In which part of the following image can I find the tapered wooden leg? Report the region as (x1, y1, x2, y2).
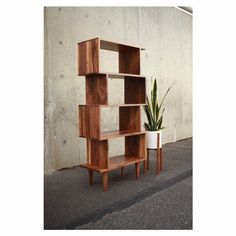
(156, 147, 161, 175)
(147, 149, 149, 170)
(102, 172, 108, 191)
(160, 148, 163, 171)
(88, 170, 93, 186)
(135, 162, 140, 179)
(156, 133, 161, 175)
(121, 167, 125, 177)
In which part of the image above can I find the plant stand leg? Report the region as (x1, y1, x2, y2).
(121, 167, 125, 177)
(160, 148, 163, 171)
(88, 170, 93, 186)
(143, 160, 146, 173)
(135, 162, 140, 179)
(147, 149, 149, 170)
(156, 133, 161, 175)
(156, 147, 161, 175)
(102, 172, 108, 191)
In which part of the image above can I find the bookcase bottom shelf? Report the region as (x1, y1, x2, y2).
(80, 155, 146, 173)
(80, 155, 146, 191)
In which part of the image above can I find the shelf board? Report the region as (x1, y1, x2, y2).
(100, 130, 145, 140)
(109, 155, 145, 170)
(80, 155, 145, 173)
(107, 72, 146, 79)
(85, 72, 146, 79)
(78, 104, 146, 107)
(100, 104, 146, 107)
(100, 39, 145, 51)
(78, 37, 145, 51)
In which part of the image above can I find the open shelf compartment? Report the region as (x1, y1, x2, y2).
(78, 38, 145, 76)
(80, 133, 146, 173)
(85, 73, 146, 105)
(80, 155, 146, 173)
(79, 104, 144, 140)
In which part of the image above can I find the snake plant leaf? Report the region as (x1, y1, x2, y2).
(157, 115, 163, 130)
(144, 105, 154, 130)
(159, 81, 174, 110)
(155, 103, 160, 125)
(146, 96, 152, 111)
(144, 122, 151, 131)
(152, 79, 157, 120)
(146, 96, 156, 128)
(143, 78, 174, 131)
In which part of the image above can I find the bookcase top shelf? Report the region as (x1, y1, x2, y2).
(78, 37, 144, 76)
(78, 37, 145, 51)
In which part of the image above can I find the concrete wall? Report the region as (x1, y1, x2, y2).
(44, 7, 192, 174)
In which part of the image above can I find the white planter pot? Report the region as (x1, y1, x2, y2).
(146, 130, 162, 149)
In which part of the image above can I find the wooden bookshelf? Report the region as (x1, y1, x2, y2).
(78, 38, 146, 191)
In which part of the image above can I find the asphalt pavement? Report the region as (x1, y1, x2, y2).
(44, 138, 192, 229)
(77, 177, 192, 229)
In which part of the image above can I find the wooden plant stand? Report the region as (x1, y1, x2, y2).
(146, 133, 163, 175)
(77, 38, 147, 191)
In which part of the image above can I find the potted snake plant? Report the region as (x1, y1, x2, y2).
(143, 78, 174, 149)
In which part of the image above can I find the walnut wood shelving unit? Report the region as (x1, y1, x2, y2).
(78, 38, 146, 191)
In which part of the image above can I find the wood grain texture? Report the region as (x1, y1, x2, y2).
(156, 148, 161, 175)
(86, 74, 108, 105)
(156, 133, 161, 175)
(86, 139, 91, 164)
(147, 149, 149, 170)
(90, 139, 108, 169)
(119, 48, 140, 74)
(119, 106, 141, 132)
(78, 38, 147, 190)
(102, 172, 108, 191)
(79, 105, 145, 140)
(79, 105, 100, 139)
(78, 38, 99, 75)
(160, 148, 163, 171)
(124, 77, 146, 104)
(125, 133, 146, 158)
